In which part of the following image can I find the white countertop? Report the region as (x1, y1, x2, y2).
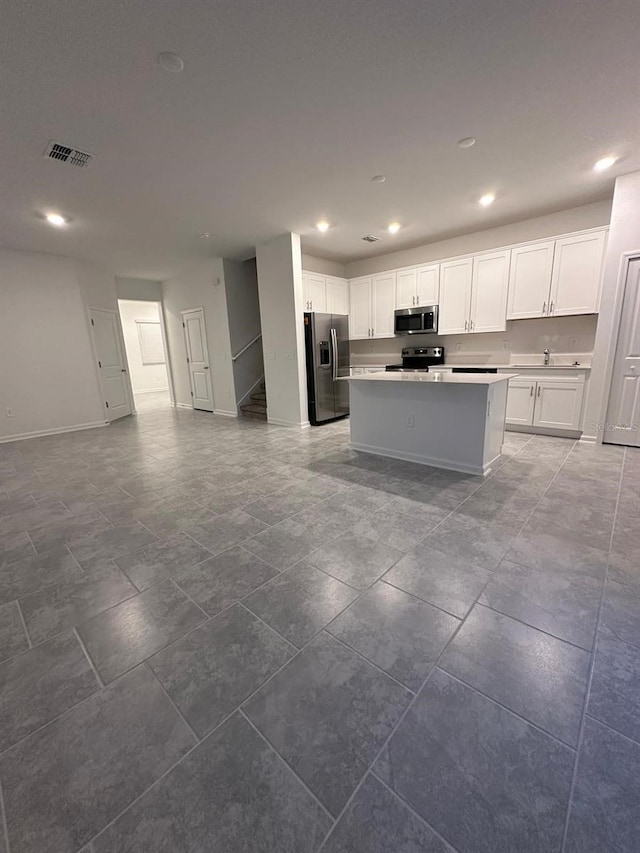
(350, 362, 590, 371)
(343, 372, 512, 386)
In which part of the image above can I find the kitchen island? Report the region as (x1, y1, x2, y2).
(343, 372, 512, 476)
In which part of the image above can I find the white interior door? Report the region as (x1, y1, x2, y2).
(605, 258, 640, 447)
(89, 308, 132, 421)
(182, 308, 214, 412)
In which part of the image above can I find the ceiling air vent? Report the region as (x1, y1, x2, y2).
(362, 234, 380, 243)
(43, 140, 93, 168)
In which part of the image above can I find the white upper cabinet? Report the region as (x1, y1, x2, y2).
(416, 265, 440, 305)
(439, 258, 473, 334)
(371, 273, 396, 338)
(470, 251, 510, 333)
(549, 231, 606, 316)
(302, 273, 326, 312)
(349, 278, 372, 339)
(325, 276, 349, 315)
(507, 241, 555, 320)
(395, 265, 440, 309)
(396, 269, 418, 309)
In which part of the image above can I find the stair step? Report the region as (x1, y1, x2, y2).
(251, 393, 267, 404)
(240, 407, 267, 421)
(240, 403, 267, 415)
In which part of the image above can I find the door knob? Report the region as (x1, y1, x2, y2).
(121, 369, 127, 373)
(204, 366, 209, 370)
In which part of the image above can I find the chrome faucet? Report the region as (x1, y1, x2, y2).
(543, 348, 550, 366)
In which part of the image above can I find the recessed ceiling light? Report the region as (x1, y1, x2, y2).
(478, 193, 495, 207)
(45, 213, 67, 227)
(388, 222, 401, 234)
(316, 220, 330, 232)
(199, 232, 210, 239)
(458, 137, 476, 148)
(157, 52, 185, 72)
(371, 175, 386, 183)
(593, 156, 617, 172)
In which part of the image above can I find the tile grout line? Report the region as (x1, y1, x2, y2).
(322, 630, 417, 696)
(144, 662, 200, 744)
(168, 578, 211, 621)
(370, 771, 463, 853)
(236, 602, 299, 654)
(0, 775, 11, 853)
(238, 709, 335, 824)
(15, 600, 32, 649)
(582, 709, 640, 748)
(559, 443, 626, 853)
(473, 599, 594, 653)
(73, 627, 105, 689)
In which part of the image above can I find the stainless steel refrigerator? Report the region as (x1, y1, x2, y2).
(304, 312, 350, 425)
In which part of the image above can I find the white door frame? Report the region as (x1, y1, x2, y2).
(593, 251, 640, 443)
(87, 306, 135, 421)
(181, 306, 214, 411)
(116, 298, 176, 410)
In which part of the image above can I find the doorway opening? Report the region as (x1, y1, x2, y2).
(118, 300, 172, 412)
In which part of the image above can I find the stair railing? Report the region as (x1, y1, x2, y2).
(232, 333, 262, 362)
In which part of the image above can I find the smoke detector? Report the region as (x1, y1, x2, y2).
(43, 141, 93, 168)
(362, 234, 381, 243)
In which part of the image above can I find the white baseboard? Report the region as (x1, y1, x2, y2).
(134, 388, 170, 395)
(213, 409, 238, 418)
(0, 420, 108, 444)
(267, 417, 311, 428)
(175, 402, 192, 409)
(350, 440, 495, 476)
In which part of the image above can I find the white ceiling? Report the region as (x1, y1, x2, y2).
(1, 0, 639, 279)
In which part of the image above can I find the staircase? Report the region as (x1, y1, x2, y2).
(239, 382, 267, 421)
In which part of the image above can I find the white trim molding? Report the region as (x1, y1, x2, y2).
(0, 420, 108, 444)
(213, 409, 238, 418)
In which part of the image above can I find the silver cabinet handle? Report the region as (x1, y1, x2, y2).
(549, 301, 554, 314)
(530, 385, 534, 396)
(470, 320, 474, 331)
(537, 385, 541, 397)
(372, 328, 374, 336)
(464, 320, 468, 331)
(542, 301, 546, 315)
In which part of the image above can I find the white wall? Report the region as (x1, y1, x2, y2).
(351, 316, 598, 366)
(345, 200, 612, 278)
(256, 233, 308, 427)
(301, 254, 347, 278)
(584, 171, 640, 441)
(0, 249, 106, 441)
(116, 277, 162, 302)
(117, 300, 168, 394)
(161, 259, 237, 415)
(223, 258, 264, 405)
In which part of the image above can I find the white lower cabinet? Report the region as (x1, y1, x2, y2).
(533, 379, 585, 430)
(505, 379, 536, 425)
(506, 374, 585, 433)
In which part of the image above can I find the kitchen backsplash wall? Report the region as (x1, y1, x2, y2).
(350, 315, 597, 366)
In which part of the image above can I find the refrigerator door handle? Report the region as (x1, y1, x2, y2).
(330, 327, 338, 382)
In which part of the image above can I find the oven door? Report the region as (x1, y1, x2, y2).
(394, 309, 426, 335)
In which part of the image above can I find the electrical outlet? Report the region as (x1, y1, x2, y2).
(455, 342, 462, 352)
(406, 414, 415, 428)
(501, 340, 510, 351)
(5, 408, 14, 418)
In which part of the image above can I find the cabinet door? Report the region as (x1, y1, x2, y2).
(371, 273, 396, 338)
(470, 250, 510, 333)
(439, 259, 473, 334)
(416, 265, 440, 305)
(549, 230, 606, 316)
(304, 274, 326, 312)
(326, 277, 349, 315)
(396, 269, 417, 309)
(505, 378, 536, 425)
(507, 242, 555, 320)
(349, 278, 372, 339)
(533, 380, 585, 430)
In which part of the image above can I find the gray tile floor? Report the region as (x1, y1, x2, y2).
(0, 406, 638, 853)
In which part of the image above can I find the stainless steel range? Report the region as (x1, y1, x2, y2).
(385, 346, 445, 373)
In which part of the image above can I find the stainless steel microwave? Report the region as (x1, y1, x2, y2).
(394, 305, 439, 335)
